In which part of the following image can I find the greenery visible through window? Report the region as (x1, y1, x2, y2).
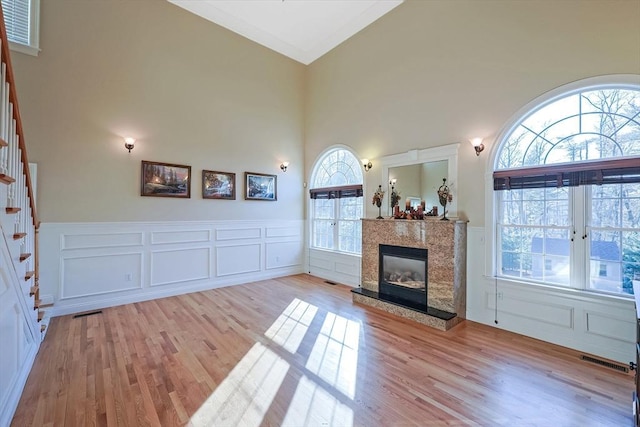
(495, 87, 640, 296)
(310, 149, 364, 255)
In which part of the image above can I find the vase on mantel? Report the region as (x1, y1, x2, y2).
(372, 184, 385, 219)
(437, 178, 453, 221)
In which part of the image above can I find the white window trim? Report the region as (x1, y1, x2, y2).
(5, 0, 40, 56)
(307, 144, 364, 256)
(483, 74, 640, 300)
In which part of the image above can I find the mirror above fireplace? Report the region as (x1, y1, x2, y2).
(380, 143, 460, 217)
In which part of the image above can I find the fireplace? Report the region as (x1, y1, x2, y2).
(379, 244, 427, 312)
(354, 219, 466, 331)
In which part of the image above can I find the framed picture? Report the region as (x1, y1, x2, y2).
(245, 172, 277, 201)
(141, 160, 191, 198)
(202, 170, 236, 200)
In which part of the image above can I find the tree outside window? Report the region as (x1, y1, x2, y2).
(495, 87, 640, 296)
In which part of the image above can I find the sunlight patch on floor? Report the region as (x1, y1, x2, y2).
(281, 375, 354, 427)
(189, 342, 289, 427)
(190, 300, 361, 426)
(305, 312, 360, 399)
(264, 298, 318, 354)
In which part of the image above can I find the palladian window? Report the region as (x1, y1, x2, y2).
(494, 87, 640, 296)
(309, 148, 364, 255)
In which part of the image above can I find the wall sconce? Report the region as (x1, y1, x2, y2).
(280, 161, 289, 172)
(362, 159, 373, 172)
(470, 138, 484, 156)
(124, 137, 135, 153)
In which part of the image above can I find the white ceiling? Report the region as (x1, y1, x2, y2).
(168, 0, 404, 65)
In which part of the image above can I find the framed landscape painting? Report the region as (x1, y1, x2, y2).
(245, 172, 277, 201)
(141, 161, 191, 198)
(202, 170, 235, 200)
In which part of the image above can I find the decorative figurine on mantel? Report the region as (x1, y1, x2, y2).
(372, 185, 385, 219)
(389, 181, 401, 212)
(437, 178, 453, 221)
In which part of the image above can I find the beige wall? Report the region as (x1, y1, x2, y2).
(12, 0, 306, 222)
(9, 0, 640, 225)
(305, 0, 640, 226)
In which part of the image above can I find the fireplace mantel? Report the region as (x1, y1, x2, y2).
(353, 218, 467, 331)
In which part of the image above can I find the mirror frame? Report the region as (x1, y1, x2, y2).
(380, 143, 460, 217)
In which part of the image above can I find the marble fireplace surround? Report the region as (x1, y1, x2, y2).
(353, 218, 467, 331)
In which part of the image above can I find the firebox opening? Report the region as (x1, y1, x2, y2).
(379, 244, 428, 312)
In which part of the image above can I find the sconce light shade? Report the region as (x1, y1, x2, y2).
(280, 161, 289, 172)
(362, 159, 373, 172)
(124, 137, 135, 153)
(470, 138, 484, 156)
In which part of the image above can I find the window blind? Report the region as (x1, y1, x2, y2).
(309, 184, 363, 199)
(493, 157, 640, 191)
(1, 0, 30, 45)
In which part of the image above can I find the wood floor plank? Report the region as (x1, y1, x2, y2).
(11, 274, 633, 426)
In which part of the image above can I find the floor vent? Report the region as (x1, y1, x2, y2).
(325, 280, 338, 286)
(580, 355, 629, 373)
(73, 310, 103, 319)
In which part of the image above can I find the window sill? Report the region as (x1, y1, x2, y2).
(9, 41, 40, 57)
(488, 275, 634, 305)
(309, 247, 362, 258)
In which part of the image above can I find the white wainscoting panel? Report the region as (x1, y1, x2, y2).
(266, 226, 299, 238)
(151, 229, 211, 245)
(61, 253, 143, 299)
(0, 243, 39, 427)
(151, 247, 210, 286)
(266, 241, 303, 270)
(216, 244, 261, 276)
(0, 303, 20, 411)
(62, 232, 143, 250)
(584, 310, 635, 342)
(486, 293, 574, 329)
(40, 220, 304, 317)
(216, 228, 261, 241)
(308, 248, 361, 287)
(467, 226, 636, 363)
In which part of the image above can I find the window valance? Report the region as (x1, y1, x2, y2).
(309, 184, 363, 199)
(493, 157, 640, 191)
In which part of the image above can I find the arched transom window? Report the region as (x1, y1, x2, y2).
(494, 86, 640, 296)
(310, 148, 364, 254)
(497, 88, 640, 169)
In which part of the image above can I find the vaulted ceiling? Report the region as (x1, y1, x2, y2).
(168, 0, 404, 65)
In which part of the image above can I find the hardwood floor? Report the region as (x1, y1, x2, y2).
(12, 274, 632, 426)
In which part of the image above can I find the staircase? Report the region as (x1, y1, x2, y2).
(0, 7, 43, 427)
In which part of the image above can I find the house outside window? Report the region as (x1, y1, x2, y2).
(494, 84, 640, 296)
(1, 0, 40, 56)
(309, 148, 364, 255)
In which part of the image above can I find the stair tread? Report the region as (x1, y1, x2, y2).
(20, 252, 31, 261)
(6, 207, 20, 214)
(0, 174, 15, 185)
(13, 232, 27, 240)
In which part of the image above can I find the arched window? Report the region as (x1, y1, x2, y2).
(309, 148, 364, 254)
(493, 84, 640, 296)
